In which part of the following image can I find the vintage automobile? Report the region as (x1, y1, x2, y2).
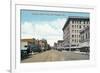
(31, 45, 42, 53)
(21, 45, 32, 60)
(21, 46, 28, 60)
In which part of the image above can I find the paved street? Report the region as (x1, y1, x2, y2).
(21, 49, 89, 63)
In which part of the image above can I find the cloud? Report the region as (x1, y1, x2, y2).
(21, 22, 35, 38)
(21, 18, 66, 46)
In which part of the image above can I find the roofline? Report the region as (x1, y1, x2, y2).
(62, 16, 89, 30)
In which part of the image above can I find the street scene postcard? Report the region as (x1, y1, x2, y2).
(20, 10, 90, 63)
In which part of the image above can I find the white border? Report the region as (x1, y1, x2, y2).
(11, 4, 96, 73)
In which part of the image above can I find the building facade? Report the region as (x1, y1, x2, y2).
(39, 39, 48, 51)
(56, 40, 64, 51)
(21, 38, 34, 50)
(54, 42, 57, 50)
(21, 38, 49, 52)
(62, 16, 90, 51)
(79, 26, 90, 52)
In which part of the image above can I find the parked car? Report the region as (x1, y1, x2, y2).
(27, 45, 32, 54)
(21, 47, 28, 60)
(21, 45, 32, 60)
(31, 45, 42, 53)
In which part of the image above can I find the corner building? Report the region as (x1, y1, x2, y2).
(62, 16, 90, 51)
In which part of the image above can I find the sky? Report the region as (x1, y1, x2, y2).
(21, 9, 89, 46)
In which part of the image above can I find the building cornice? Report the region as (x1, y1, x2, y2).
(62, 16, 89, 31)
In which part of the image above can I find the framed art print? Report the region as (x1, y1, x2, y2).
(11, 0, 96, 73)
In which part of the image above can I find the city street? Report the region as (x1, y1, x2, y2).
(21, 49, 89, 63)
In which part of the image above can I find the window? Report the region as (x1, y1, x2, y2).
(74, 30, 76, 33)
(75, 35, 76, 38)
(72, 39, 74, 42)
(72, 35, 74, 38)
(87, 21, 89, 24)
(75, 25, 76, 28)
(75, 39, 76, 43)
(83, 25, 85, 28)
(79, 25, 81, 28)
(80, 21, 81, 24)
(72, 20, 74, 24)
(86, 33, 88, 39)
(72, 25, 74, 28)
(84, 21, 85, 24)
(77, 25, 78, 28)
(72, 30, 74, 33)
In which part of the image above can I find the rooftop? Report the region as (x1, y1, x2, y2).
(21, 38, 34, 43)
(62, 16, 89, 30)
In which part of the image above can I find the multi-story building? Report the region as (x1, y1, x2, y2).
(21, 38, 49, 51)
(79, 26, 90, 52)
(39, 39, 48, 51)
(21, 38, 35, 50)
(54, 42, 57, 50)
(56, 40, 64, 51)
(62, 16, 90, 51)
